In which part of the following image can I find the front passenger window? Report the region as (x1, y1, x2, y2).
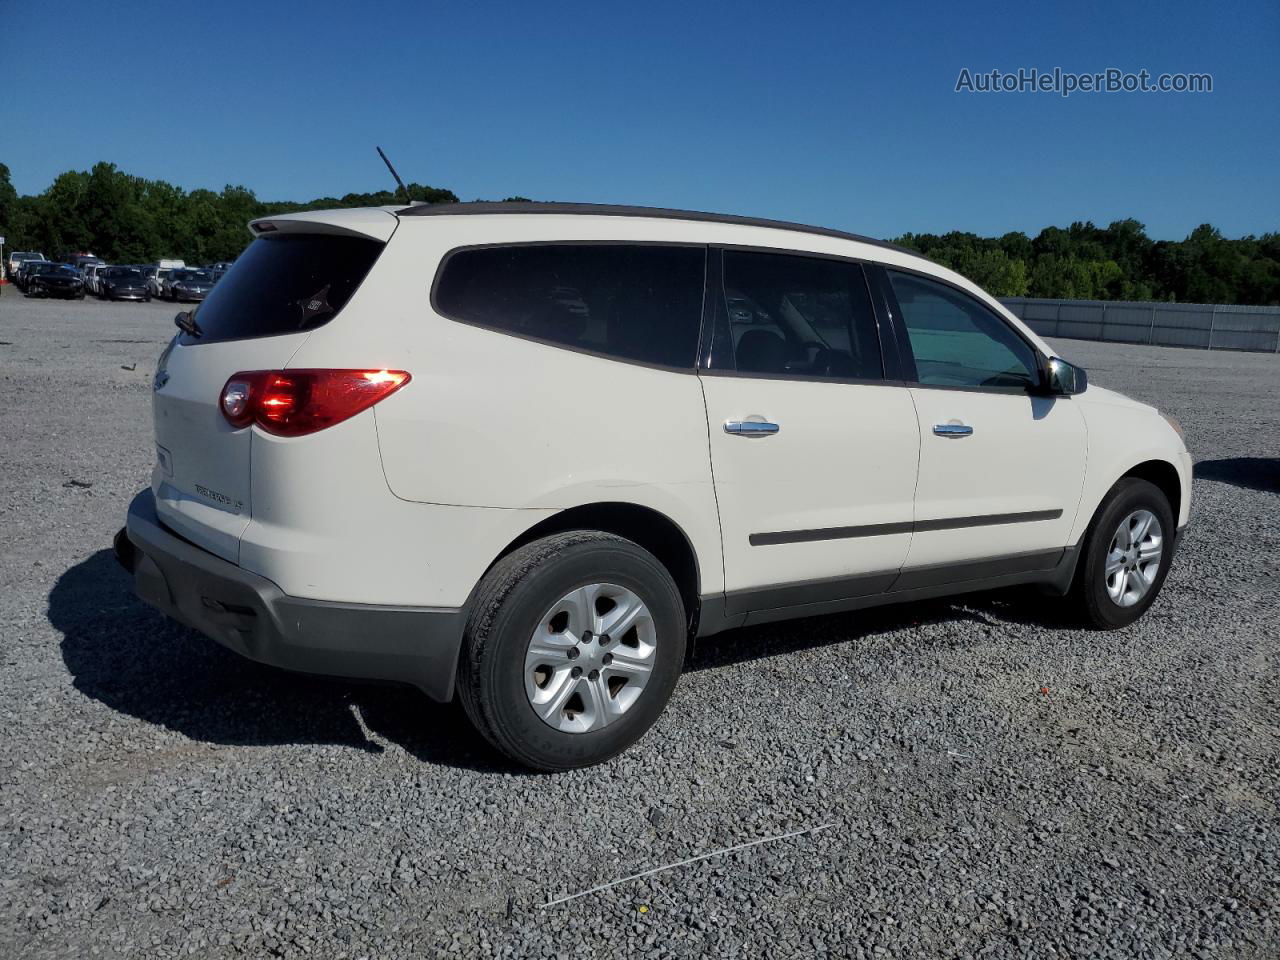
(887, 270, 1039, 390)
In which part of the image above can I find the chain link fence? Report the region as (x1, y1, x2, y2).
(999, 298, 1280, 353)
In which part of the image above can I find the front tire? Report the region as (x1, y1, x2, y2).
(1068, 478, 1175, 629)
(458, 531, 686, 770)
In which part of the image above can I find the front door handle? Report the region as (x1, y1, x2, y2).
(724, 418, 780, 437)
(933, 422, 974, 438)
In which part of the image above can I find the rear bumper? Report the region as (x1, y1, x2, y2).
(117, 489, 465, 701)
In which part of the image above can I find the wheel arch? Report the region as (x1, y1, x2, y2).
(1120, 458, 1182, 528)
(485, 502, 703, 634)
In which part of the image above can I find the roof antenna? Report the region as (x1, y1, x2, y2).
(376, 146, 413, 205)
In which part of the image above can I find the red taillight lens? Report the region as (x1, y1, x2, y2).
(219, 369, 410, 436)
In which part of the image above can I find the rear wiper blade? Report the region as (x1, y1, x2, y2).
(174, 311, 202, 338)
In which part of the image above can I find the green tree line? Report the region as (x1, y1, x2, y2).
(2, 161, 1276, 304)
(893, 220, 1280, 305)
(0, 161, 463, 267)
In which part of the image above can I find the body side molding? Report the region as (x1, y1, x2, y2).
(749, 509, 1063, 547)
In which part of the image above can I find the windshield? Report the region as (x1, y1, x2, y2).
(105, 268, 142, 279)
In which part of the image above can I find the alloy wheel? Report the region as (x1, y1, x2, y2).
(1104, 508, 1163, 607)
(524, 582, 657, 733)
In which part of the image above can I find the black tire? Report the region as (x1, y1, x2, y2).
(1068, 477, 1175, 629)
(458, 530, 686, 770)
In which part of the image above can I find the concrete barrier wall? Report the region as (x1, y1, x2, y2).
(999, 298, 1280, 353)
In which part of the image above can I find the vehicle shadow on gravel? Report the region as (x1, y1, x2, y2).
(1193, 457, 1279, 493)
(49, 550, 510, 772)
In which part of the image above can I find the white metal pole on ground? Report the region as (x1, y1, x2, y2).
(1208, 304, 1218, 350)
(1149, 304, 1157, 345)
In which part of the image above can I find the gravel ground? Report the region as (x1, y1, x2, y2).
(1, 290, 1277, 959)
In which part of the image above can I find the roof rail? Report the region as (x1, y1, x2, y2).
(394, 201, 922, 258)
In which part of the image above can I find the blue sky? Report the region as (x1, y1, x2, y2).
(2, 0, 1277, 240)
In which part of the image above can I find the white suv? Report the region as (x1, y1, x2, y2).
(116, 202, 1192, 770)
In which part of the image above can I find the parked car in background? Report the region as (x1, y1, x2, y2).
(98, 266, 151, 302)
(166, 268, 215, 302)
(83, 263, 112, 297)
(115, 202, 1191, 770)
(149, 267, 175, 299)
(207, 260, 235, 280)
(24, 262, 85, 299)
(14, 259, 51, 291)
(6, 251, 46, 282)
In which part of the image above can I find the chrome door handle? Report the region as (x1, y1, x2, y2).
(724, 418, 780, 437)
(933, 423, 974, 438)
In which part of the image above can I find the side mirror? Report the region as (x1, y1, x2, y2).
(1045, 357, 1088, 396)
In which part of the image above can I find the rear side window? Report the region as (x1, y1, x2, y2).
(433, 244, 706, 368)
(185, 233, 384, 343)
(716, 249, 883, 380)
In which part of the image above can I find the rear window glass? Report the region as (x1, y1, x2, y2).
(433, 244, 706, 368)
(183, 233, 384, 343)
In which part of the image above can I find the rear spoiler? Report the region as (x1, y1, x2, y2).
(247, 207, 400, 243)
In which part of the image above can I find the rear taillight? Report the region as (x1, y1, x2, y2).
(219, 369, 410, 436)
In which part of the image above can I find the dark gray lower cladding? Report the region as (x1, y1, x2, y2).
(699, 547, 1078, 634)
(116, 489, 467, 702)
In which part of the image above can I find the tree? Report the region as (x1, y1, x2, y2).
(1, 160, 1276, 303)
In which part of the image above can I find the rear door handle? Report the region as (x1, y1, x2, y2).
(933, 423, 973, 438)
(724, 418, 780, 437)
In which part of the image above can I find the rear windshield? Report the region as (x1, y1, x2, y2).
(183, 233, 384, 344)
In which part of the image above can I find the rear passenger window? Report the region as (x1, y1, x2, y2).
(434, 245, 706, 368)
(718, 250, 883, 380)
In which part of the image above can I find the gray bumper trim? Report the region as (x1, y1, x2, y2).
(118, 489, 465, 702)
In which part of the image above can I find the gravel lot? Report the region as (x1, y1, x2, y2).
(1, 290, 1277, 959)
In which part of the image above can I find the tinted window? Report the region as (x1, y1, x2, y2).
(184, 233, 384, 344)
(434, 244, 705, 368)
(887, 271, 1038, 389)
(717, 250, 882, 380)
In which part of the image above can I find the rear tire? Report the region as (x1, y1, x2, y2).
(1067, 478, 1175, 629)
(458, 530, 686, 770)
